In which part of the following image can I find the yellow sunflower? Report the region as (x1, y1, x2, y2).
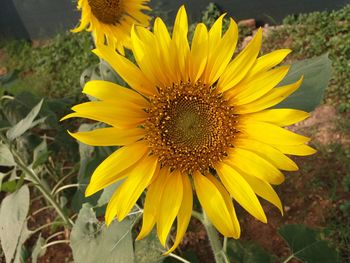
(63, 6, 315, 253)
(72, 0, 151, 54)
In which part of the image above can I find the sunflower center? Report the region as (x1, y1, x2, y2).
(145, 82, 239, 174)
(88, 0, 123, 25)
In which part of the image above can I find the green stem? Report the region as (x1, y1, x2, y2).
(202, 211, 230, 263)
(7, 142, 73, 228)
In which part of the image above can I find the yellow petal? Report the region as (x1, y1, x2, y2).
(245, 109, 309, 126)
(244, 49, 292, 80)
(217, 28, 262, 92)
(229, 66, 290, 105)
(131, 26, 168, 88)
(190, 23, 209, 82)
(62, 101, 147, 127)
(83, 80, 149, 108)
(204, 18, 238, 86)
(240, 172, 283, 215)
(226, 147, 285, 185)
(208, 14, 226, 53)
(165, 174, 193, 254)
(206, 174, 240, 238)
(85, 141, 149, 196)
(172, 5, 190, 80)
(215, 162, 267, 223)
(193, 171, 237, 237)
(235, 138, 298, 171)
(68, 127, 145, 146)
(93, 45, 156, 96)
(234, 77, 303, 114)
(137, 168, 169, 240)
(157, 170, 183, 246)
(239, 120, 310, 145)
(105, 156, 159, 224)
(273, 143, 317, 156)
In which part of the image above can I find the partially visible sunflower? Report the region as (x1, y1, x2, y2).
(63, 6, 316, 254)
(72, 0, 151, 54)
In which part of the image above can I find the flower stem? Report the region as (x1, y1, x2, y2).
(4, 137, 73, 228)
(202, 211, 230, 263)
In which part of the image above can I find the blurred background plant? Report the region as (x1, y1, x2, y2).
(0, 2, 349, 263)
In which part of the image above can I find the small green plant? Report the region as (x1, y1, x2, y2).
(1, 31, 98, 99)
(263, 4, 350, 111)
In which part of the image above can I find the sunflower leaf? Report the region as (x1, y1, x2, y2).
(70, 203, 134, 263)
(135, 229, 165, 263)
(278, 224, 339, 263)
(274, 53, 332, 112)
(6, 99, 44, 141)
(0, 185, 31, 263)
(0, 143, 16, 166)
(226, 239, 275, 263)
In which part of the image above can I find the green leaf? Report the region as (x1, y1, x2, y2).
(0, 179, 17, 193)
(278, 224, 339, 263)
(0, 143, 16, 166)
(6, 99, 44, 140)
(70, 203, 134, 263)
(0, 185, 31, 263)
(135, 229, 165, 263)
(31, 235, 46, 263)
(274, 54, 332, 112)
(97, 181, 122, 207)
(226, 239, 275, 263)
(32, 137, 50, 168)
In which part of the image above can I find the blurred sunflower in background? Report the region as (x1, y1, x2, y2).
(63, 6, 315, 253)
(72, 0, 151, 54)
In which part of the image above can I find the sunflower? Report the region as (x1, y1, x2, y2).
(72, 0, 151, 54)
(63, 6, 315, 253)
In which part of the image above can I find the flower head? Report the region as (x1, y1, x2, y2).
(72, 0, 151, 54)
(63, 6, 315, 253)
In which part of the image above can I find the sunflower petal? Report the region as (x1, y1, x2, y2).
(93, 45, 156, 96)
(234, 77, 303, 114)
(193, 171, 237, 237)
(229, 66, 290, 105)
(204, 18, 238, 86)
(239, 120, 310, 145)
(137, 168, 169, 240)
(68, 127, 145, 146)
(217, 28, 262, 92)
(273, 144, 317, 156)
(245, 109, 309, 126)
(190, 23, 209, 82)
(157, 170, 183, 246)
(245, 49, 292, 80)
(165, 174, 193, 254)
(235, 138, 298, 171)
(226, 147, 285, 185)
(206, 174, 240, 238)
(83, 80, 148, 107)
(240, 172, 283, 215)
(216, 163, 267, 223)
(105, 156, 159, 224)
(85, 141, 149, 196)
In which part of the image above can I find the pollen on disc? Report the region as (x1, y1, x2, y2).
(145, 81, 239, 174)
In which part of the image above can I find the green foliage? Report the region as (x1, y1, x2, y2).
(275, 54, 332, 112)
(264, 4, 350, 111)
(70, 204, 134, 263)
(134, 230, 165, 263)
(227, 240, 275, 263)
(0, 31, 98, 98)
(6, 99, 44, 140)
(0, 143, 15, 166)
(0, 185, 31, 263)
(279, 224, 339, 263)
